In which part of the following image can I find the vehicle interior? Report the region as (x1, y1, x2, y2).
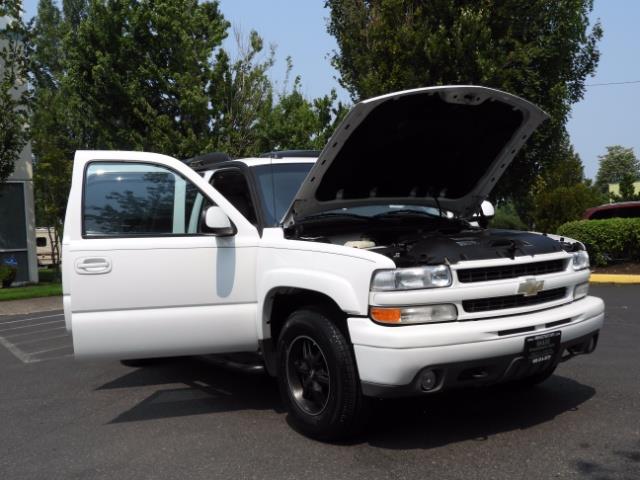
(211, 169, 258, 226)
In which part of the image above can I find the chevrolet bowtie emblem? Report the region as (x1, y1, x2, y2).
(517, 278, 544, 297)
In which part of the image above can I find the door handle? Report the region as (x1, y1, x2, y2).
(75, 257, 112, 274)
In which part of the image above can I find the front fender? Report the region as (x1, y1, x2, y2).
(258, 268, 367, 340)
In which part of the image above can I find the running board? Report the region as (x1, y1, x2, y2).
(203, 353, 266, 374)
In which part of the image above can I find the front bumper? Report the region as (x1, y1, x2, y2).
(347, 295, 604, 397)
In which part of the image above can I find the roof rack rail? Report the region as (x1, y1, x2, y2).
(259, 150, 321, 159)
(183, 152, 232, 171)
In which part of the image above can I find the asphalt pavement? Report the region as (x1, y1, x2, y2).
(0, 285, 638, 480)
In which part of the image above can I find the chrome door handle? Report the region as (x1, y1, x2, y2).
(75, 257, 112, 274)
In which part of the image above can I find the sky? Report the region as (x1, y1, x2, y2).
(21, 0, 640, 180)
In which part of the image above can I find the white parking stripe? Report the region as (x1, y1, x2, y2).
(14, 334, 70, 346)
(4, 326, 67, 339)
(0, 310, 71, 363)
(0, 319, 65, 333)
(0, 336, 32, 363)
(28, 344, 73, 356)
(0, 313, 64, 325)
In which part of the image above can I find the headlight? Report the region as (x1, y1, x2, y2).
(571, 250, 590, 270)
(371, 265, 452, 291)
(370, 304, 458, 325)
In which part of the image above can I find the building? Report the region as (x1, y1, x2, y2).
(608, 181, 640, 198)
(0, 15, 38, 285)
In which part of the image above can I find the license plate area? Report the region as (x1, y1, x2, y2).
(524, 331, 561, 364)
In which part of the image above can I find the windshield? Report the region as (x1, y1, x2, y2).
(254, 163, 314, 225)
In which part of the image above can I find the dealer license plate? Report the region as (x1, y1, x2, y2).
(524, 331, 561, 364)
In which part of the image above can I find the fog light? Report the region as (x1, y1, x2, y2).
(574, 282, 589, 300)
(420, 370, 438, 391)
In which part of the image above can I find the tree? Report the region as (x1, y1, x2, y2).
(532, 183, 604, 233)
(256, 59, 348, 153)
(595, 145, 639, 193)
(29, 0, 81, 271)
(65, 0, 229, 158)
(325, 0, 602, 202)
(0, 0, 31, 183)
(617, 173, 638, 202)
(209, 29, 276, 158)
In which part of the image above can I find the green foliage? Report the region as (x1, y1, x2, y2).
(30, 0, 82, 256)
(595, 145, 639, 192)
(0, 282, 62, 299)
(325, 0, 602, 202)
(209, 30, 275, 158)
(557, 218, 640, 266)
(0, 264, 13, 281)
(28, 0, 348, 236)
(532, 183, 605, 234)
(66, 0, 229, 157)
(257, 71, 348, 153)
(490, 202, 527, 230)
(617, 173, 639, 202)
(0, 0, 31, 182)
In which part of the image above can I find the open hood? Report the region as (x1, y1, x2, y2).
(283, 86, 548, 226)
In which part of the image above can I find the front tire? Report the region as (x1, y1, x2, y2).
(277, 307, 368, 440)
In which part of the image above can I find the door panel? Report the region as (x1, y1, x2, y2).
(63, 152, 259, 359)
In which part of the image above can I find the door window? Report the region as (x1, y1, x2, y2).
(83, 162, 211, 237)
(211, 170, 258, 225)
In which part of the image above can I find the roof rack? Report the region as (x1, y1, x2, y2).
(183, 152, 232, 171)
(259, 150, 321, 159)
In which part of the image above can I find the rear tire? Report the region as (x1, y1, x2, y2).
(276, 307, 368, 440)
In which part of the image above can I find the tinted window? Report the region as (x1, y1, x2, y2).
(83, 162, 210, 237)
(254, 163, 313, 225)
(0, 183, 27, 249)
(211, 170, 258, 225)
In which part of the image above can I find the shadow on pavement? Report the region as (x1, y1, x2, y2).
(99, 358, 596, 450)
(361, 375, 595, 450)
(98, 356, 284, 423)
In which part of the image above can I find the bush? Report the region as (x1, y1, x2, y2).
(0, 265, 17, 288)
(557, 218, 640, 266)
(490, 202, 527, 230)
(533, 183, 606, 233)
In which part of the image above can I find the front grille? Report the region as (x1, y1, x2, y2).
(462, 287, 567, 313)
(457, 259, 566, 283)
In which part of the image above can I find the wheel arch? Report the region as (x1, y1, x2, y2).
(258, 281, 361, 376)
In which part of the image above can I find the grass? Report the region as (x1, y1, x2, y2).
(0, 268, 62, 302)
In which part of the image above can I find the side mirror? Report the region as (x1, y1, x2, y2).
(203, 206, 236, 236)
(480, 200, 495, 219)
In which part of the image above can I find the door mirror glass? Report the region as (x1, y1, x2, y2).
(203, 206, 235, 236)
(480, 200, 495, 219)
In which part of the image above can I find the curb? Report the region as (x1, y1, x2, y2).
(590, 274, 640, 284)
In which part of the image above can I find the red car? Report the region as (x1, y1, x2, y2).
(583, 201, 640, 220)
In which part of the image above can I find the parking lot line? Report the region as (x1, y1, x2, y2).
(0, 319, 65, 333)
(0, 336, 32, 363)
(0, 313, 64, 325)
(4, 326, 66, 339)
(28, 344, 73, 357)
(14, 334, 71, 346)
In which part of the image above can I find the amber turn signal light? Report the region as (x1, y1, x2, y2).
(370, 307, 402, 324)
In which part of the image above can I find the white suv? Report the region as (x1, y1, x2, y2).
(62, 86, 604, 439)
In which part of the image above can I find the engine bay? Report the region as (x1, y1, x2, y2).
(286, 218, 581, 267)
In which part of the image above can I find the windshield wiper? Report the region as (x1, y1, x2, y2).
(299, 212, 368, 223)
(373, 209, 442, 219)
